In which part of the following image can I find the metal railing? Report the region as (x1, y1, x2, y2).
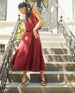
(0, 15, 24, 93)
(57, 16, 75, 61)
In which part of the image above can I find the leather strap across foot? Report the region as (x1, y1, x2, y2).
(41, 80, 47, 86)
(22, 81, 27, 87)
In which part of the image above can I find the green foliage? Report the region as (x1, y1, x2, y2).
(16, 22, 25, 40)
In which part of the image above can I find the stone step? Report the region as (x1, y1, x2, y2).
(40, 37, 66, 43)
(39, 32, 64, 37)
(42, 42, 68, 48)
(0, 80, 1, 89)
(45, 62, 75, 71)
(42, 47, 70, 54)
(43, 54, 72, 62)
(5, 82, 75, 93)
(10, 62, 75, 71)
(8, 71, 75, 83)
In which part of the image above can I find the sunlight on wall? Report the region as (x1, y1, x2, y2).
(58, 0, 75, 35)
(59, 0, 72, 21)
(7, 0, 23, 22)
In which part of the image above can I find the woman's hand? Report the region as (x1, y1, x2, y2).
(33, 29, 39, 39)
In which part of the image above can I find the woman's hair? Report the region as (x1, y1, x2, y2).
(18, 2, 33, 20)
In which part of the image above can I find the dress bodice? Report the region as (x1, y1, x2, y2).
(23, 8, 41, 32)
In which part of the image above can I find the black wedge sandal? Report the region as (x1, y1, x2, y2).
(41, 80, 47, 86)
(22, 80, 27, 87)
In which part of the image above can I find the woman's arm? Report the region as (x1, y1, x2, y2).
(32, 7, 43, 31)
(32, 8, 43, 39)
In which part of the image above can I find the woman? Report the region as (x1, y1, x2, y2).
(10, 2, 46, 87)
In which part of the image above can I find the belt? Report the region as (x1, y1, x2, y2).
(26, 29, 32, 32)
(26, 28, 40, 32)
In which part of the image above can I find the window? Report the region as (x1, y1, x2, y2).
(0, 0, 7, 21)
(0, 44, 5, 62)
(0, 44, 5, 55)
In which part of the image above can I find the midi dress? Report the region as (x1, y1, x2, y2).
(9, 9, 45, 72)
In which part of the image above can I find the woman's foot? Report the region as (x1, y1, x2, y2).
(41, 80, 47, 86)
(22, 80, 27, 87)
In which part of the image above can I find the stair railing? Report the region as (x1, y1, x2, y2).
(0, 15, 24, 93)
(57, 16, 75, 61)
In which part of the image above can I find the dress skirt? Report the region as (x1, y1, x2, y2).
(9, 29, 45, 72)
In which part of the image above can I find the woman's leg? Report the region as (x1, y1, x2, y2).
(22, 70, 27, 87)
(22, 70, 27, 82)
(40, 70, 46, 86)
(40, 70, 45, 81)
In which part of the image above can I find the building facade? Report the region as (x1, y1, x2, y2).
(0, 0, 75, 61)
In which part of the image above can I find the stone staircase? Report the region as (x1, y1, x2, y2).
(5, 32, 75, 93)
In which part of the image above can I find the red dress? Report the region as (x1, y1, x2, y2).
(9, 9, 45, 72)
